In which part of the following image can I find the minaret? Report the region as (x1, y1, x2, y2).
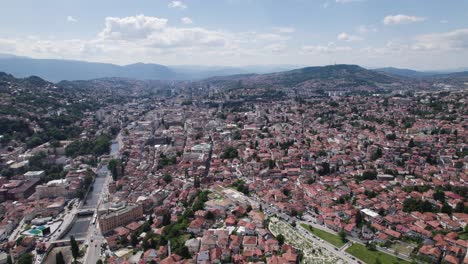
(168, 240, 171, 256)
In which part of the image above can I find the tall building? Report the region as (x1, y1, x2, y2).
(98, 203, 144, 233)
(35, 179, 69, 199)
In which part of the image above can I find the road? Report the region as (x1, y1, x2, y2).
(8, 217, 26, 241)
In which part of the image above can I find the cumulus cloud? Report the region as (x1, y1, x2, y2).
(337, 32, 362, 42)
(168, 1, 187, 9)
(181, 17, 193, 24)
(413, 28, 468, 51)
(99, 15, 168, 39)
(383, 14, 426, 25)
(8, 14, 467, 68)
(67, 16, 77, 23)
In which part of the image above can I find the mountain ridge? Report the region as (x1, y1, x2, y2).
(0, 55, 300, 82)
(1, 54, 468, 85)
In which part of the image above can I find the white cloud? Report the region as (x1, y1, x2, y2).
(264, 43, 287, 53)
(4, 14, 467, 69)
(0, 39, 16, 53)
(67, 16, 77, 23)
(356, 25, 377, 34)
(301, 43, 351, 54)
(413, 28, 468, 51)
(383, 14, 426, 25)
(99, 15, 168, 40)
(255, 33, 290, 42)
(272, 27, 296, 34)
(146, 27, 229, 48)
(337, 32, 362, 42)
(168, 1, 187, 9)
(181, 17, 193, 24)
(440, 19, 448, 24)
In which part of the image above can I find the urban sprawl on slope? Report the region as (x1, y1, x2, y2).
(0, 72, 466, 264)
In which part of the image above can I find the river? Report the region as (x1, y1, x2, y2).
(62, 139, 120, 239)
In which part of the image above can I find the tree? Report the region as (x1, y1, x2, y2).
(356, 212, 363, 226)
(108, 159, 121, 181)
(96, 260, 103, 264)
(6, 255, 12, 264)
(163, 173, 172, 183)
(339, 230, 347, 243)
(366, 242, 377, 251)
(378, 208, 386, 216)
(55, 251, 65, 264)
(454, 161, 464, 169)
(433, 189, 445, 202)
(1, 168, 14, 179)
(371, 147, 383, 161)
(276, 234, 285, 246)
(142, 220, 151, 232)
(70, 236, 80, 262)
(408, 138, 415, 148)
(232, 130, 241, 140)
(455, 202, 465, 213)
(17, 253, 33, 264)
(221, 146, 239, 159)
(28, 151, 47, 169)
(131, 232, 139, 247)
(206, 211, 215, 220)
(441, 203, 452, 215)
(78, 188, 89, 199)
(162, 212, 171, 226)
(84, 171, 94, 187)
(403, 198, 434, 213)
(142, 238, 151, 251)
(235, 181, 249, 195)
(362, 170, 377, 180)
(194, 175, 200, 188)
(267, 159, 275, 169)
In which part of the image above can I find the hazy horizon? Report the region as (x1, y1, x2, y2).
(1, 0, 468, 71)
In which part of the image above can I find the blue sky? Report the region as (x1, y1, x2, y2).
(0, 0, 467, 70)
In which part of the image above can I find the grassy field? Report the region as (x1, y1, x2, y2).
(346, 243, 411, 264)
(300, 224, 345, 247)
(390, 242, 415, 256)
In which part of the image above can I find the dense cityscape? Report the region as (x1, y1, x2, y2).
(0, 66, 466, 264)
